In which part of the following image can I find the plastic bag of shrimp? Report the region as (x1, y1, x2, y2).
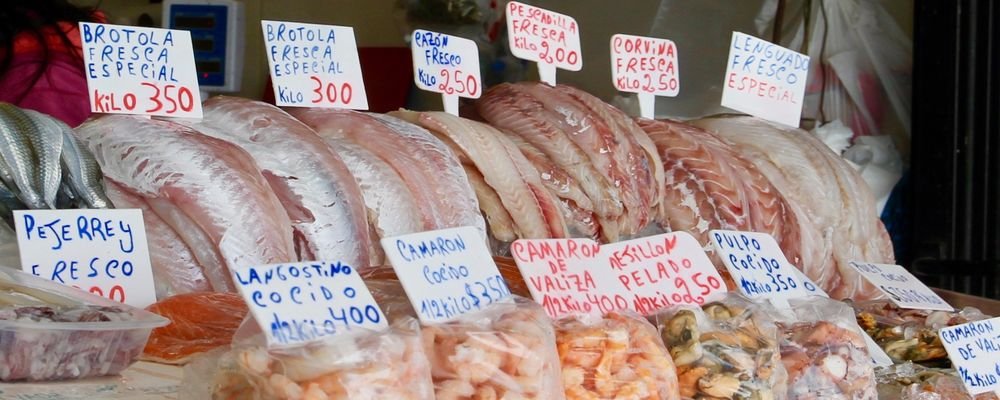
(554, 311, 681, 399)
(420, 296, 565, 400)
(653, 293, 788, 400)
(180, 316, 435, 400)
(776, 296, 878, 400)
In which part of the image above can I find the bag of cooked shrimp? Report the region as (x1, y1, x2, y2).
(776, 296, 878, 400)
(419, 295, 565, 400)
(181, 315, 435, 400)
(554, 311, 682, 400)
(653, 292, 788, 400)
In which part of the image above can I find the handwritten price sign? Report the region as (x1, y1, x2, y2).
(939, 317, 1000, 397)
(262, 20, 368, 109)
(382, 227, 511, 324)
(610, 34, 679, 119)
(721, 32, 809, 127)
(232, 261, 387, 348)
(410, 29, 481, 115)
(849, 261, 953, 311)
(506, 1, 581, 85)
(80, 22, 202, 118)
(14, 209, 156, 308)
(710, 230, 825, 308)
(512, 232, 726, 320)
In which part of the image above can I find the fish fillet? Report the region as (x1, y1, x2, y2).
(289, 108, 485, 236)
(476, 83, 623, 222)
(552, 84, 664, 225)
(462, 164, 518, 242)
(326, 139, 424, 265)
(175, 97, 370, 269)
(391, 110, 567, 239)
(104, 178, 210, 298)
(76, 115, 295, 291)
(518, 82, 650, 235)
(692, 116, 891, 300)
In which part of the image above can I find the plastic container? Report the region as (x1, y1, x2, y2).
(0, 268, 169, 381)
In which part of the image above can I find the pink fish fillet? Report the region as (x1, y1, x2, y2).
(76, 115, 295, 291)
(175, 97, 371, 269)
(391, 110, 567, 239)
(288, 108, 485, 236)
(476, 83, 623, 225)
(462, 164, 518, 243)
(552, 84, 664, 227)
(103, 178, 211, 297)
(693, 116, 889, 300)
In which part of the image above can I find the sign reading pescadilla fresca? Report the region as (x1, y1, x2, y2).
(79, 22, 202, 118)
(13, 209, 157, 308)
(262, 20, 368, 109)
(382, 227, 512, 324)
(512, 232, 727, 320)
(721, 32, 809, 127)
(232, 261, 387, 348)
(505, 1, 581, 85)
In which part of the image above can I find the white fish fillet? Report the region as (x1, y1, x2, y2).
(327, 139, 424, 265)
(104, 178, 210, 298)
(175, 96, 371, 269)
(288, 109, 485, 236)
(463, 164, 518, 242)
(391, 110, 567, 239)
(693, 116, 891, 300)
(76, 115, 295, 291)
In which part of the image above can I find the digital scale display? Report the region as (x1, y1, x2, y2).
(164, 0, 243, 92)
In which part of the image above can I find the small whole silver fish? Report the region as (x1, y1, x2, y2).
(0, 103, 44, 208)
(58, 122, 110, 208)
(20, 108, 65, 209)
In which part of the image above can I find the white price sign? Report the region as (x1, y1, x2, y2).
(262, 20, 368, 109)
(709, 230, 825, 307)
(610, 34, 680, 119)
(721, 32, 809, 127)
(505, 1, 581, 85)
(381, 227, 512, 324)
(939, 317, 1000, 397)
(232, 261, 387, 348)
(410, 29, 482, 116)
(14, 209, 156, 307)
(849, 261, 953, 311)
(80, 22, 202, 118)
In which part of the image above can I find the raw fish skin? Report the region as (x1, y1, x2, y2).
(463, 164, 518, 242)
(76, 115, 295, 291)
(552, 84, 664, 228)
(18, 109, 66, 208)
(104, 178, 211, 298)
(176, 97, 370, 268)
(58, 120, 110, 208)
(391, 110, 567, 239)
(327, 139, 424, 265)
(476, 83, 624, 226)
(289, 108, 485, 235)
(693, 116, 891, 300)
(0, 104, 46, 208)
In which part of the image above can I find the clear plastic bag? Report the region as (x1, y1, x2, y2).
(421, 296, 564, 399)
(142, 292, 248, 365)
(853, 300, 990, 366)
(555, 311, 680, 399)
(875, 362, 999, 400)
(182, 317, 434, 400)
(778, 297, 878, 400)
(654, 293, 787, 400)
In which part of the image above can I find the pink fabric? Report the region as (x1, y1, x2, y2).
(0, 51, 91, 127)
